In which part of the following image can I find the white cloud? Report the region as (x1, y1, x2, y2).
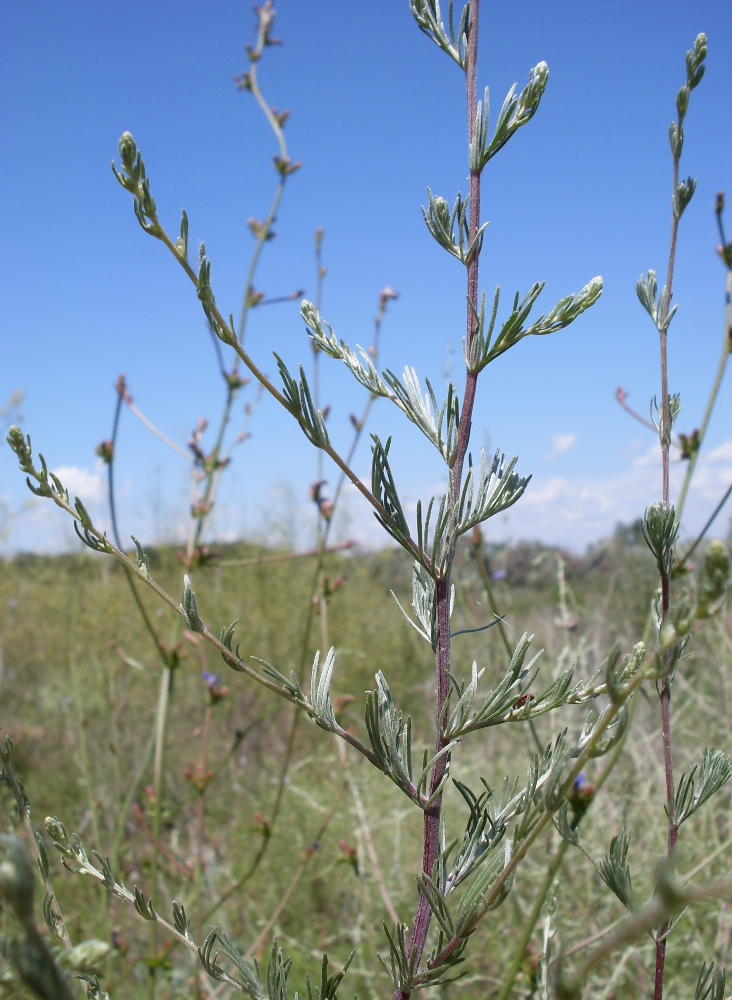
(705, 441, 732, 463)
(631, 442, 662, 469)
(544, 433, 578, 461)
(52, 465, 106, 504)
(337, 437, 732, 553)
(0, 464, 109, 555)
(4, 441, 731, 558)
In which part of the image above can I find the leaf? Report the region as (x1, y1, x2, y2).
(364, 672, 416, 801)
(310, 648, 338, 732)
(598, 831, 634, 910)
(673, 748, 732, 826)
(409, 0, 469, 68)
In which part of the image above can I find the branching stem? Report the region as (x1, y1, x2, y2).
(397, 3, 481, 993)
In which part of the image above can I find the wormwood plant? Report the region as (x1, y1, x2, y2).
(4, 2, 732, 999)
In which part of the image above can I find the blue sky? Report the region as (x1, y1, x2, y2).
(1, 1, 731, 555)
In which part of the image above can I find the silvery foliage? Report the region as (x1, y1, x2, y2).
(390, 562, 450, 649)
(636, 269, 678, 332)
(650, 392, 682, 449)
(4, 6, 731, 1000)
(304, 301, 534, 573)
(421, 188, 488, 265)
(672, 749, 732, 827)
(303, 301, 460, 463)
(464, 276, 603, 371)
(45, 816, 354, 1000)
(598, 831, 634, 910)
(468, 61, 549, 169)
(694, 962, 726, 1000)
(410, 0, 469, 68)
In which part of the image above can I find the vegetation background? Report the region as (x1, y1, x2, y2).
(1, 3, 731, 1000)
(1, 528, 730, 997)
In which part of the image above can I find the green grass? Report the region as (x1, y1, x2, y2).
(1, 530, 730, 998)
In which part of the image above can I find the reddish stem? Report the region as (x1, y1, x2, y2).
(394, 2, 481, 995)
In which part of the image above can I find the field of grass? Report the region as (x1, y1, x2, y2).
(1, 526, 730, 999)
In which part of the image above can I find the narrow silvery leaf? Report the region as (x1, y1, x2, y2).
(598, 832, 634, 910)
(552, 802, 580, 847)
(693, 961, 725, 1000)
(686, 34, 707, 90)
(310, 648, 338, 732)
(133, 886, 157, 921)
(468, 88, 490, 171)
(410, 0, 469, 69)
(390, 563, 436, 646)
(418, 872, 455, 937)
(445, 661, 482, 734)
(454, 632, 542, 735)
(256, 658, 305, 701)
(481, 62, 549, 165)
(131, 536, 151, 579)
(176, 209, 189, 260)
(454, 840, 513, 936)
(172, 901, 190, 939)
(674, 176, 696, 219)
(422, 190, 458, 256)
(456, 450, 530, 532)
(302, 301, 461, 458)
(364, 672, 416, 801)
(674, 748, 732, 826)
(444, 778, 507, 893)
(274, 354, 330, 448)
(382, 368, 460, 460)
(636, 270, 658, 317)
(180, 575, 205, 633)
(371, 436, 411, 550)
(642, 502, 679, 578)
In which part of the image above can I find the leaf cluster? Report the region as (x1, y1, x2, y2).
(464, 278, 602, 372)
(598, 832, 634, 910)
(670, 748, 732, 827)
(6, 427, 112, 554)
(303, 301, 459, 462)
(409, 0, 469, 70)
(422, 189, 487, 266)
(469, 63, 549, 170)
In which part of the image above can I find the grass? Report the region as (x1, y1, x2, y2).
(1, 529, 730, 997)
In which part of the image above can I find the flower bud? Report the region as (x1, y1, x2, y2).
(676, 85, 689, 117)
(118, 131, 137, 170)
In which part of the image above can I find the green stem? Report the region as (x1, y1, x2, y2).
(107, 379, 170, 665)
(493, 842, 568, 1000)
(191, 703, 213, 999)
(653, 59, 698, 1000)
(675, 266, 732, 526)
(111, 731, 156, 874)
(147, 660, 175, 999)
